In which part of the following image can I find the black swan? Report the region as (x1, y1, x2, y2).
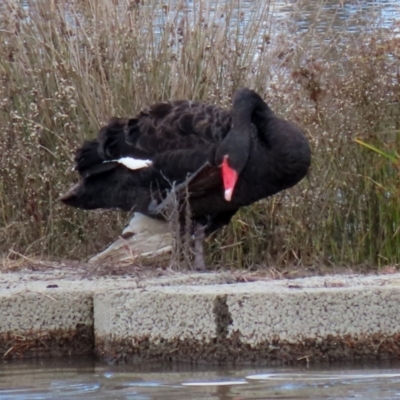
(61, 88, 311, 269)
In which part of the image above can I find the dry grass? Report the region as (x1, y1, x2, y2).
(0, 0, 399, 270)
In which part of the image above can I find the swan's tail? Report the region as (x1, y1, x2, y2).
(61, 118, 150, 210)
(59, 165, 149, 211)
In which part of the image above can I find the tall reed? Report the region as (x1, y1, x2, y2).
(0, 0, 399, 268)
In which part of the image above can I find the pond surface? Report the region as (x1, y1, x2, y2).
(278, 0, 400, 31)
(162, 0, 400, 33)
(2, 358, 400, 399)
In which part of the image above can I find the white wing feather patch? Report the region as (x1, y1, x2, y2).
(104, 157, 152, 170)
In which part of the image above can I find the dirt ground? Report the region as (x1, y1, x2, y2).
(1, 255, 398, 282)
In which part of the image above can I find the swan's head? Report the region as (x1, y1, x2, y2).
(217, 88, 268, 201)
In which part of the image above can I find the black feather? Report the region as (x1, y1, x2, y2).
(61, 88, 311, 267)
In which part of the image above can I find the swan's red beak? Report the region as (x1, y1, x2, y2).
(221, 156, 238, 202)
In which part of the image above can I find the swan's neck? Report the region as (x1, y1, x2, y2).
(232, 89, 273, 129)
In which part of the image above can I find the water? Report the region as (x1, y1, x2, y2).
(155, 0, 400, 35)
(18, 0, 400, 58)
(129, 0, 400, 72)
(282, 0, 400, 32)
(2, 358, 400, 399)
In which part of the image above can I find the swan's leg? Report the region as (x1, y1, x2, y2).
(193, 224, 206, 271)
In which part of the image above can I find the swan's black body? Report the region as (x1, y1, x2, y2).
(61, 89, 311, 268)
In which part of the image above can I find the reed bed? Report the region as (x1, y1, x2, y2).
(0, 0, 399, 269)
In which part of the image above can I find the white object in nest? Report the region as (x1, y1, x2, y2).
(89, 212, 172, 264)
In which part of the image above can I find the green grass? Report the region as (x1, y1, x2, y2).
(0, 0, 399, 269)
